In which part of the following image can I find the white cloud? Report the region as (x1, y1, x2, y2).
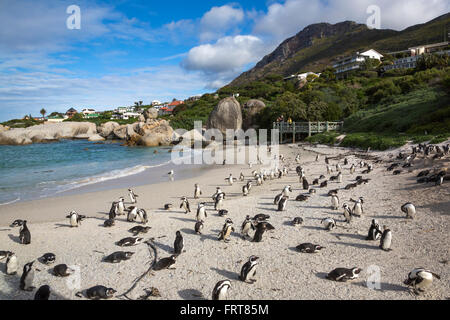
(199, 5, 245, 42)
(181, 35, 268, 88)
(253, 0, 450, 42)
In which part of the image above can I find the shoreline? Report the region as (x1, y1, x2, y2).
(0, 143, 448, 300)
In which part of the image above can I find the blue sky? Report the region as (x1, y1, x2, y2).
(0, 0, 449, 121)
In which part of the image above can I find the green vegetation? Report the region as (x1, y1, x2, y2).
(1, 118, 44, 128)
(63, 112, 137, 126)
(305, 132, 340, 145)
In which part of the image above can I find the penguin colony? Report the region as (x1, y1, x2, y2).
(0, 142, 447, 300)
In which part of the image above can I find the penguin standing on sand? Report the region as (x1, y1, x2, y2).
(337, 172, 343, 183)
(239, 173, 245, 182)
(212, 280, 231, 300)
(366, 220, 383, 241)
(137, 209, 148, 224)
(20, 261, 35, 291)
(274, 193, 283, 205)
(215, 192, 225, 211)
(218, 219, 235, 243)
(252, 222, 274, 242)
(282, 185, 293, 197)
(212, 187, 222, 201)
(174, 231, 184, 255)
(343, 204, 352, 223)
(196, 203, 207, 222)
(243, 184, 250, 197)
(380, 226, 393, 251)
(180, 197, 191, 214)
(322, 218, 336, 231)
(19, 220, 31, 244)
(331, 195, 339, 210)
(168, 170, 174, 180)
(6, 252, 18, 275)
(127, 207, 138, 222)
(117, 197, 126, 216)
(350, 164, 355, 174)
(128, 189, 138, 204)
(241, 215, 255, 239)
(67, 211, 82, 228)
(351, 198, 364, 217)
(225, 174, 235, 186)
(303, 178, 310, 191)
(404, 268, 441, 295)
(401, 203, 416, 219)
(109, 202, 118, 220)
(278, 196, 288, 212)
(240, 256, 259, 284)
(194, 184, 202, 199)
(195, 220, 204, 235)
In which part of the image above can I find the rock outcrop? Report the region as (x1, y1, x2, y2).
(143, 108, 158, 121)
(0, 122, 97, 145)
(243, 99, 266, 130)
(98, 122, 120, 138)
(206, 97, 243, 137)
(126, 119, 174, 147)
(0, 124, 9, 132)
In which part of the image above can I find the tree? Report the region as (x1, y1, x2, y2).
(40, 108, 46, 118)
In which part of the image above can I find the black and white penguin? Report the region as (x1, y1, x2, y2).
(194, 184, 202, 199)
(174, 231, 184, 254)
(152, 255, 177, 271)
(331, 195, 339, 210)
(212, 280, 231, 300)
(349, 164, 355, 175)
(103, 252, 134, 263)
(343, 204, 352, 223)
(127, 206, 138, 222)
(164, 204, 173, 211)
(129, 226, 151, 236)
(34, 285, 51, 300)
(401, 203, 416, 219)
(326, 267, 362, 282)
(282, 185, 293, 197)
(77, 286, 117, 300)
(180, 197, 191, 214)
(225, 174, 235, 186)
(380, 226, 393, 251)
(366, 220, 383, 241)
(137, 209, 148, 224)
(19, 220, 31, 244)
(252, 222, 274, 242)
(10, 220, 24, 228)
(218, 219, 235, 243)
(242, 184, 249, 196)
(104, 219, 115, 228)
(252, 214, 270, 222)
(302, 178, 310, 191)
(40, 253, 56, 265)
(239, 256, 259, 284)
(278, 196, 288, 212)
(212, 187, 223, 201)
(296, 194, 309, 202)
(196, 203, 207, 222)
(20, 261, 35, 291)
(241, 215, 255, 239)
(168, 170, 174, 179)
(320, 180, 328, 188)
(67, 211, 82, 228)
(321, 218, 336, 231)
(109, 202, 118, 220)
(404, 268, 441, 295)
(296, 243, 324, 253)
(6, 252, 18, 275)
(218, 210, 229, 217)
(0, 251, 12, 261)
(239, 172, 245, 182)
(292, 217, 304, 226)
(352, 197, 364, 217)
(116, 237, 144, 247)
(274, 193, 283, 205)
(128, 189, 138, 204)
(53, 264, 75, 277)
(195, 220, 204, 235)
(214, 192, 225, 211)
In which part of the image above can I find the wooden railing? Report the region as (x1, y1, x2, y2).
(273, 121, 344, 142)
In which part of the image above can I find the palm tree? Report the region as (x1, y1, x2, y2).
(40, 108, 46, 119)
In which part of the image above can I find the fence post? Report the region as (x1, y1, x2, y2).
(308, 122, 311, 137)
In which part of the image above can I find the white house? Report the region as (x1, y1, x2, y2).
(284, 72, 321, 81)
(81, 108, 96, 116)
(333, 49, 383, 75)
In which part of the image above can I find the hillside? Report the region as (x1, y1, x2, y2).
(230, 12, 450, 86)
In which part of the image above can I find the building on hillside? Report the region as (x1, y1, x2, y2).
(82, 108, 97, 116)
(332, 49, 383, 76)
(65, 108, 78, 118)
(158, 106, 176, 116)
(47, 116, 65, 123)
(185, 95, 202, 102)
(283, 72, 321, 81)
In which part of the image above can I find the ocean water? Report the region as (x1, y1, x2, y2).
(0, 140, 175, 205)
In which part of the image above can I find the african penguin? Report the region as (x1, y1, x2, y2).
(404, 268, 441, 295)
(19, 220, 31, 244)
(277, 196, 289, 212)
(128, 189, 138, 204)
(326, 268, 362, 282)
(34, 285, 51, 300)
(401, 203, 416, 219)
(116, 237, 143, 247)
(366, 220, 383, 241)
(343, 204, 353, 223)
(53, 264, 75, 277)
(180, 197, 191, 214)
(40, 253, 56, 265)
(212, 280, 231, 300)
(195, 220, 204, 235)
(194, 184, 202, 199)
(67, 211, 82, 228)
(322, 218, 336, 231)
(380, 227, 393, 251)
(127, 207, 138, 222)
(239, 256, 259, 284)
(6, 252, 18, 275)
(174, 231, 184, 254)
(20, 261, 35, 291)
(241, 215, 255, 239)
(296, 243, 324, 253)
(331, 195, 339, 210)
(152, 255, 177, 271)
(77, 286, 117, 300)
(103, 252, 135, 264)
(196, 203, 207, 222)
(218, 219, 235, 243)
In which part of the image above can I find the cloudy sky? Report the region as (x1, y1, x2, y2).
(0, 0, 449, 121)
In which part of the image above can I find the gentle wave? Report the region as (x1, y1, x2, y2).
(0, 197, 21, 206)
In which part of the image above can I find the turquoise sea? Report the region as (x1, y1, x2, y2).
(0, 140, 175, 205)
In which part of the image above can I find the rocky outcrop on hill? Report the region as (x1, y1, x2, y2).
(0, 122, 97, 145)
(243, 99, 266, 130)
(206, 97, 243, 137)
(98, 122, 121, 139)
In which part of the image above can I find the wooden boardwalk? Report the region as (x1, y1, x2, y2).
(273, 121, 344, 143)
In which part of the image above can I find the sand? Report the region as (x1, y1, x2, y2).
(0, 143, 448, 300)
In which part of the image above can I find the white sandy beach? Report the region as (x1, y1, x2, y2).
(0, 143, 448, 300)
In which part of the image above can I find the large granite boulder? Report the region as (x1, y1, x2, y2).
(243, 99, 266, 130)
(206, 97, 242, 137)
(0, 122, 97, 145)
(98, 122, 120, 138)
(0, 124, 9, 132)
(143, 108, 158, 121)
(88, 134, 106, 142)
